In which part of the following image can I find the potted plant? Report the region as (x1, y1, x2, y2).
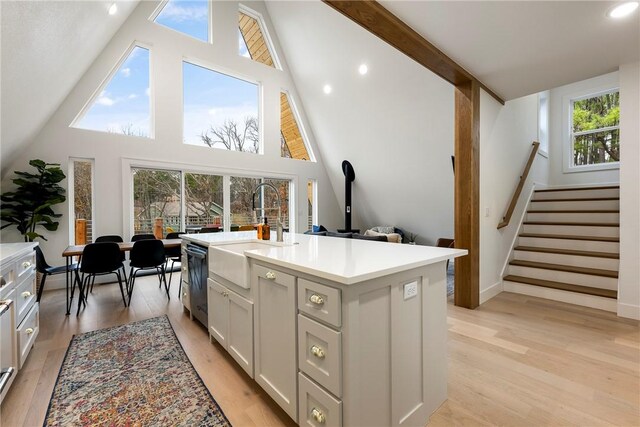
(1, 159, 66, 242)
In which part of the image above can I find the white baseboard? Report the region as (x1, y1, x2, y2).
(480, 281, 503, 304)
(617, 302, 640, 320)
(503, 281, 617, 312)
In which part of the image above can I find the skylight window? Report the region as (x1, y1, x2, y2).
(238, 8, 279, 69)
(72, 45, 151, 138)
(153, 0, 209, 42)
(183, 61, 260, 152)
(280, 92, 313, 161)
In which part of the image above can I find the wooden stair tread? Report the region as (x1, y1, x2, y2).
(509, 260, 618, 278)
(531, 197, 619, 202)
(514, 246, 619, 259)
(519, 233, 619, 242)
(503, 275, 617, 299)
(534, 185, 619, 193)
(527, 210, 619, 213)
(523, 221, 620, 227)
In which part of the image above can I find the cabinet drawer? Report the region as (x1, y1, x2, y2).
(254, 264, 295, 288)
(17, 303, 39, 369)
(15, 272, 36, 325)
(16, 251, 35, 280)
(299, 373, 342, 427)
(298, 279, 341, 328)
(298, 315, 342, 397)
(0, 263, 16, 300)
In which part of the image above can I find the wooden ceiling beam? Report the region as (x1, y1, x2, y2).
(322, 0, 505, 105)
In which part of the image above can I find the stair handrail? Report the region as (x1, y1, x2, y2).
(497, 141, 540, 229)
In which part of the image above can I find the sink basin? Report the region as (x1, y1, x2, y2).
(209, 241, 282, 289)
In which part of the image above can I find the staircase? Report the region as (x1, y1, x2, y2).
(503, 185, 620, 311)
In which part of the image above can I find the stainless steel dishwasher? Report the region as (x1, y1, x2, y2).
(185, 243, 208, 327)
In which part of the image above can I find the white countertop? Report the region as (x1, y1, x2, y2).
(186, 232, 467, 285)
(0, 242, 38, 265)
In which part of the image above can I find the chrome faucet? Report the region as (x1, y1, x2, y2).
(252, 183, 284, 242)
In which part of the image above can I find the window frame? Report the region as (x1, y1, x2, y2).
(122, 158, 296, 239)
(563, 87, 620, 173)
(280, 90, 316, 162)
(70, 42, 155, 139)
(181, 57, 263, 154)
(238, 4, 282, 70)
(537, 90, 549, 158)
(149, 0, 213, 44)
(68, 158, 96, 245)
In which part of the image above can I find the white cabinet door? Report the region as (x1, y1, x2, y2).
(227, 291, 254, 378)
(253, 264, 297, 421)
(207, 278, 228, 347)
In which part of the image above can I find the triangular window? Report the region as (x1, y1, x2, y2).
(280, 92, 313, 161)
(72, 46, 151, 138)
(238, 8, 279, 69)
(153, 0, 209, 42)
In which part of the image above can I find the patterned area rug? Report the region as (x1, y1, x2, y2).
(44, 316, 230, 427)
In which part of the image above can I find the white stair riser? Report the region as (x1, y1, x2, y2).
(507, 265, 617, 290)
(529, 200, 619, 210)
(513, 250, 619, 271)
(526, 212, 619, 223)
(533, 188, 619, 200)
(503, 281, 617, 312)
(518, 236, 619, 253)
(522, 224, 619, 238)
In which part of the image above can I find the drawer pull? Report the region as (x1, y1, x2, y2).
(310, 345, 325, 359)
(22, 261, 32, 269)
(311, 408, 326, 424)
(265, 271, 276, 280)
(309, 294, 325, 306)
(22, 291, 32, 298)
(25, 328, 34, 335)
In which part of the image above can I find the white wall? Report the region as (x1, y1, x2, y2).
(547, 72, 620, 186)
(479, 92, 549, 303)
(0, 1, 342, 288)
(617, 61, 640, 320)
(267, 1, 454, 245)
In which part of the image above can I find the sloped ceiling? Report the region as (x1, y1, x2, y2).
(379, 1, 639, 101)
(0, 0, 139, 176)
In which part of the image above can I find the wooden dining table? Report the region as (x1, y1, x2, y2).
(61, 239, 182, 315)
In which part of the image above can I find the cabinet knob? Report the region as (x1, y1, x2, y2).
(22, 261, 32, 269)
(311, 408, 326, 424)
(21, 291, 32, 298)
(265, 271, 276, 280)
(310, 345, 326, 359)
(25, 328, 34, 335)
(309, 294, 324, 306)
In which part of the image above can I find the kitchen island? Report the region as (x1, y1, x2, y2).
(182, 232, 466, 427)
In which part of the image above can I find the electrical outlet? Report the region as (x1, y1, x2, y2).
(404, 281, 418, 300)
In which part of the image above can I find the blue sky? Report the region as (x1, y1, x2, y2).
(75, 0, 258, 145)
(75, 46, 150, 136)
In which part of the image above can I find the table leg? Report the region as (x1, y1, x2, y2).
(65, 256, 70, 315)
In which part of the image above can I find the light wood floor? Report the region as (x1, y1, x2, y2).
(1, 277, 638, 427)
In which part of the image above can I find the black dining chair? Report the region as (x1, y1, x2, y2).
(77, 242, 127, 315)
(128, 239, 169, 304)
(165, 232, 184, 291)
(131, 233, 156, 242)
(199, 227, 220, 233)
(94, 235, 127, 288)
(35, 246, 79, 303)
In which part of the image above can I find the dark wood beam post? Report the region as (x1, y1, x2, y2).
(454, 80, 480, 309)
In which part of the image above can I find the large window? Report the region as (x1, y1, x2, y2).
(280, 92, 313, 161)
(152, 0, 209, 42)
(570, 90, 620, 168)
(132, 168, 181, 235)
(73, 46, 151, 138)
(307, 180, 316, 230)
(238, 7, 280, 69)
(130, 166, 292, 235)
(183, 61, 260, 151)
(70, 159, 94, 244)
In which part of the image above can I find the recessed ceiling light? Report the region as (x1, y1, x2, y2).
(358, 64, 368, 75)
(323, 84, 332, 95)
(607, 1, 638, 18)
(108, 3, 118, 15)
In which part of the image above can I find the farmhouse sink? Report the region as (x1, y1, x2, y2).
(209, 241, 285, 289)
